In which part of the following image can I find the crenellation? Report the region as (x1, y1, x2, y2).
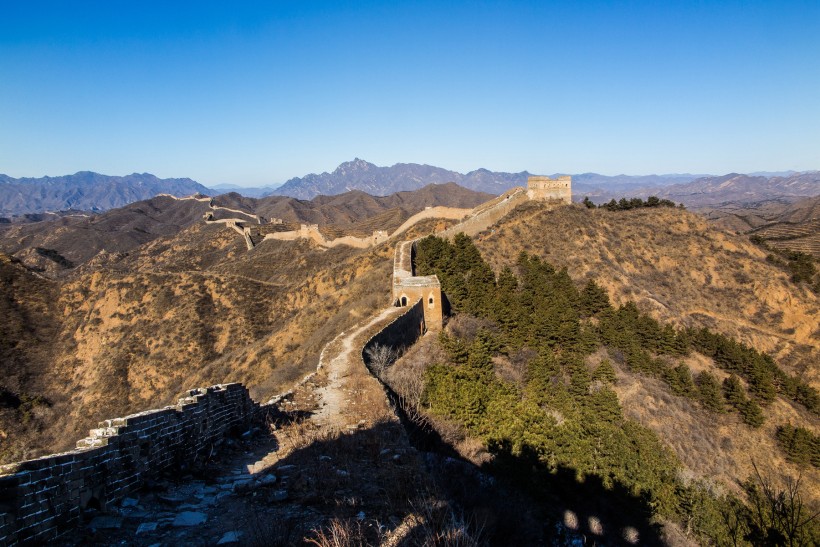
(0, 383, 260, 545)
(526, 175, 572, 203)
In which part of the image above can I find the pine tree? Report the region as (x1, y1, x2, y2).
(723, 375, 746, 408)
(592, 359, 617, 384)
(580, 279, 611, 317)
(695, 371, 724, 413)
(740, 399, 765, 428)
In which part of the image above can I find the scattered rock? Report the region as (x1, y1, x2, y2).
(172, 511, 207, 527)
(270, 489, 288, 502)
(136, 522, 158, 535)
(120, 497, 139, 507)
(217, 531, 243, 544)
(319, 455, 332, 462)
(158, 494, 188, 506)
(232, 479, 256, 493)
(89, 516, 123, 530)
(259, 473, 277, 486)
(198, 495, 218, 507)
(121, 509, 150, 519)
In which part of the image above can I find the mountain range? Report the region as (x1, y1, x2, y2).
(0, 172, 210, 217)
(584, 172, 820, 208)
(2, 161, 818, 219)
(1, 180, 818, 543)
(273, 158, 533, 199)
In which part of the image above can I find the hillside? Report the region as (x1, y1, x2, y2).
(0, 184, 492, 276)
(0, 184, 490, 462)
(454, 203, 819, 504)
(475, 202, 818, 384)
(0, 172, 211, 216)
(700, 196, 820, 259)
(0, 227, 394, 463)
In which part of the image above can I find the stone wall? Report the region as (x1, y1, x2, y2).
(262, 225, 387, 249)
(389, 206, 472, 239)
(362, 298, 426, 367)
(438, 187, 528, 239)
(0, 383, 258, 546)
(392, 240, 443, 331)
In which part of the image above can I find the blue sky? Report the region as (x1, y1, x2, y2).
(1, 1, 818, 186)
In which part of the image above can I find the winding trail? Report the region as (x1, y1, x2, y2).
(312, 307, 402, 427)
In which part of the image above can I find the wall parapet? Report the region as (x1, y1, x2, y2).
(0, 383, 260, 546)
(362, 298, 426, 370)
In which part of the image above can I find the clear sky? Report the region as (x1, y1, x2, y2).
(1, 1, 818, 186)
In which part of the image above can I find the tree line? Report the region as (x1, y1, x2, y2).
(582, 195, 680, 210)
(412, 233, 819, 545)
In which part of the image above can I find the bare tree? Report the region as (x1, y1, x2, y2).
(744, 462, 819, 546)
(364, 343, 399, 378)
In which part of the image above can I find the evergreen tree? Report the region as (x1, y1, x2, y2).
(776, 424, 820, 467)
(580, 279, 611, 317)
(695, 371, 724, 413)
(723, 375, 747, 408)
(664, 363, 696, 397)
(740, 399, 765, 428)
(592, 359, 617, 384)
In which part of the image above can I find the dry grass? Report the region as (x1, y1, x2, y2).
(477, 204, 819, 386)
(612, 360, 820, 505)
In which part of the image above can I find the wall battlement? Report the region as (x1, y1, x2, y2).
(527, 175, 572, 204)
(0, 384, 260, 545)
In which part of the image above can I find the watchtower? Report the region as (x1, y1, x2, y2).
(527, 175, 572, 204)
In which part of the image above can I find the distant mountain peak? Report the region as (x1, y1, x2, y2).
(334, 158, 376, 175)
(275, 159, 530, 199)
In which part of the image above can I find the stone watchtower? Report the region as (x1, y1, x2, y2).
(527, 175, 572, 204)
(392, 240, 443, 331)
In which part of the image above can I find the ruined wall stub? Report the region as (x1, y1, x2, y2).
(527, 175, 572, 204)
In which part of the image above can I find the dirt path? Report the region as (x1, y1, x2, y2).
(62, 304, 408, 545)
(313, 306, 400, 428)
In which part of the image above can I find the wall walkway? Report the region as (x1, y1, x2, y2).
(0, 384, 259, 545)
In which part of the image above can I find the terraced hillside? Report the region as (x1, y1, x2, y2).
(702, 196, 820, 258)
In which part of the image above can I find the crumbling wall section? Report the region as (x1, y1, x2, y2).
(362, 298, 426, 364)
(0, 383, 258, 546)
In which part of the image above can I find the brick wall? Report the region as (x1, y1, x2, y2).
(0, 383, 258, 546)
(362, 298, 426, 365)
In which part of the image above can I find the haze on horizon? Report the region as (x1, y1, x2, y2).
(1, 1, 818, 187)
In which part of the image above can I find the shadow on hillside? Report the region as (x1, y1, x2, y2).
(487, 440, 665, 546)
(243, 410, 665, 546)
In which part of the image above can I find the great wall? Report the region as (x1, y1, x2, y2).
(0, 177, 571, 545)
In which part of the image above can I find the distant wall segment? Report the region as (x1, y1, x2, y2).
(0, 384, 260, 545)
